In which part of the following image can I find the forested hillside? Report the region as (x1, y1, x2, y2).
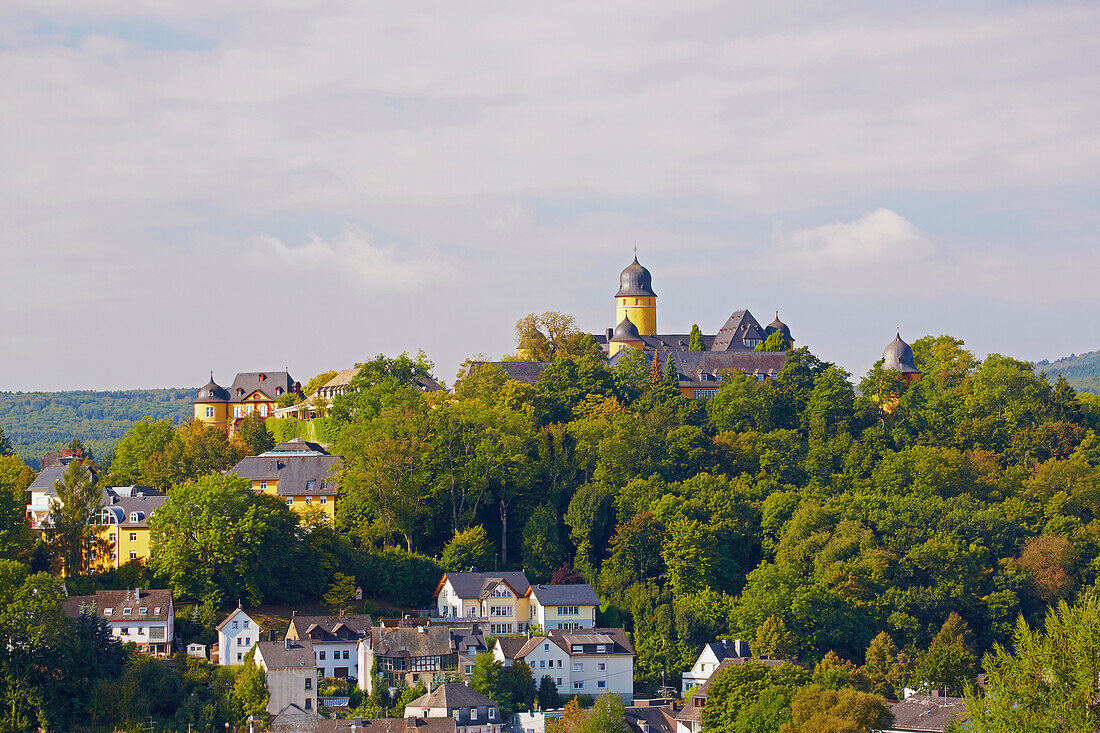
(1035, 348, 1100, 394)
(0, 389, 195, 467)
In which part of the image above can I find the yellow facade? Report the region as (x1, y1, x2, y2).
(194, 401, 229, 431)
(615, 295, 657, 336)
(95, 525, 154, 571)
(251, 480, 336, 522)
(608, 339, 643, 357)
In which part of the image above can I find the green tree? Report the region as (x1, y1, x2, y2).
(754, 616, 797, 661)
(47, 461, 106, 576)
(966, 595, 1100, 732)
(785, 685, 892, 733)
(107, 417, 176, 485)
(661, 517, 716, 597)
(688, 324, 706, 352)
(0, 426, 12, 456)
(523, 506, 563, 583)
(235, 412, 275, 455)
(915, 612, 976, 697)
(144, 419, 246, 488)
(860, 631, 910, 699)
(441, 525, 494, 572)
(233, 652, 270, 725)
(304, 370, 339, 397)
(514, 312, 596, 361)
(538, 674, 561, 710)
(324, 572, 358, 613)
(802, 365, 855, 441)
(149, 474, 303, 604)
(755, 331, 791, 352)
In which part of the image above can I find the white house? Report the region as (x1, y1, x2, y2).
(217, 606, 263, 665)
(285, 613, 373, 681)
(187, 643, 208, 659)
(680, 640, 752, 693)
(434, 570, 531, 635)
(62, 588, 174, 656)
(405, 682, 503, 733)
(255, 638, 318, 717)
(526, 584, 600, 631)
(497, 628, 635, 703)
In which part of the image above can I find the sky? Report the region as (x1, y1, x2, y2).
(1, 1, 1098, 391)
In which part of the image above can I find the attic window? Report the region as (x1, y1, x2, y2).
(276, 387, 283, 395)
(139, 608, 148, 614)
(123, 608, 133, 615)
(130, 512, 141, 522)
(104, 608, 113, 615)
(237, 388, 244, 396)
(154, 607, 161, 615)
(259, 374, 266, 381)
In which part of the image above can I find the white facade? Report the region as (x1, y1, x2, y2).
(217, 608, 261, 666)
(499, 633, 634, 702)
(187, 643, 208, 659)
(312, 640, 358, 679)
(680, 641, 751, 693)
(503, 638, 569, 690)
(528, 598, 597, 631)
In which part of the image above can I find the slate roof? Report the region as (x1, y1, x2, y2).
(883, 333, 922, 374)
(195, 376, 231, 403)
(712, 310, 768, 351)
(216, 607, 261, 632)
(610, 315, 643, 343)
(317, 718, 456, 733)
(29, 464, 97, 495)
(407, 682, 499, 710)
(436, 571, 531, 600)
(663, 351, 787, 387)
(703, 639, 752, 663)
(229, 454, 340, 496)
(516, 628, 635, 659)
(887, 695, 968, 732)
(626, 705, 677, 733)
(256, 639, 315, 669)
(288, 613, 373, 642)
(226, 371, 299, 403)
(528, 583, 600, 606)
(494, 636, 528, 660)
(62, 588, 172, 622)
(264, 439, 329, 455)
(100, 494, 166, 528)
(616, 256, 657, 298)
(369, 626, 458, 657)
(464, 361, 550, 386)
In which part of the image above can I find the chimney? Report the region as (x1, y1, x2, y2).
(285, 638, 293, 650)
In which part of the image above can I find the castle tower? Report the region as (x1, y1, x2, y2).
(882, 333, 922, 384)
(609, 313, 645, 356)
(194, 373, 230, 432)
(615, 255, 657, 336)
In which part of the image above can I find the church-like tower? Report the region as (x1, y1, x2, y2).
(615, 255, 657, 337)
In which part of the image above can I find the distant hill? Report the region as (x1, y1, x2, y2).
(0, 388, 196, 469)
(1034, 349, 1100, 395)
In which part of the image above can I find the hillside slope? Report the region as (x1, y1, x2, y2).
(1035, 349, 1100, 394)
(0, 388, 196, 468)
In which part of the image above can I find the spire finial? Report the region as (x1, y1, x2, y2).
(633, 242, 637, 259)
(210, 371, 214, 381)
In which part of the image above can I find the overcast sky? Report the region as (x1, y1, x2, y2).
(2, 1, 1098, 391)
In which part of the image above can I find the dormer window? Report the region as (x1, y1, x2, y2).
(104, 608, 113, 615)
(139, 608, 148, 614)
(237, 388, 244, 396)
(259, 374, 266, 382)
(153, 607, 161, 615)
(123, 608, 133, 615)
(471, 708, 478, 721)
(276, 387, 283, 395)
(130, 512, 141, 522)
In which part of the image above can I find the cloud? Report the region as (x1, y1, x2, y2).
(253, 227, 450, 293)
(770, 208, 934, 268)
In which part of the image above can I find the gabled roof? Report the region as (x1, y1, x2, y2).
(662, 350, 787, 387)
(263, 439, 330, 456)
(29, 464, 97, 495)
(712, 310, 768, 351)
(229, 454, 341, 496)
(528, 583, 600, 606)
(626, 705, 677, 733)
(494, 636, 528, 660)
(216, 606, 262, 632)
(288, 614, 373, 642)
(62, 588, 173, 623)
(435, 571, 531, 600)
(407, 682, 498, 710)
(517, 628, 635, 658)
(464, 361, 550, 386)
(369, 626, 457, 657)
(226, 371, 298, 403)
(256, 639, 315, 669)
(888, 695, 968, 731)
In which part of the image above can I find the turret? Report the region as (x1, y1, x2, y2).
(614, 255, 657, 336)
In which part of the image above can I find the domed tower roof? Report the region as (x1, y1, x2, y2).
(194, 373, 230, 403)
(609, 314, 643, 343)
(616, 256, 657, 298)
(766, 311, 793, 342)
(882, 333, 921, 374)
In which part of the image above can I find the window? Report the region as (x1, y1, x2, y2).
(343, 650, 350, 659)
(571, 645, 582, 653)
(557, 606, 579, 616)
(557, 678, 563, 686)
(123, 608, 133, 615)
(597, 680, 606, 689)
(104, 608, 113, 616)
(471, 708, 477, 720)
(129, 513, 139, 522)
(110, 552, 117, 560)
(121, 627, 129, 635)
(539, 660, 545, 668)
(319, 651, 326, 660)
(130, 551, 137, 559)
(489, 708, 496, 719)
(154, 607, 161, 615)
(465, 664, 474, 674)
(306, 481, 315, 491)
(557, 660, 563, 668)
(573, 682, 584, 690)
(306, 498, 312, 505)
(598, 663, 606, 671)
(490, 623, 514, 635)
(490, 606, 513, 617)
(138, 627, 144, 634)
(244, 620, 250, 629)
(237, 652, 243, 662)
(260, 481, 267, 490)
(287, 499, 293, 506)
(234, 406, 242, 417)
(130, 533, 137, 541)
(305, 699, 312, 710)
(109, 533, 116, 541)
(205, 406, 215, 418)
(693, 389, 718, 399)
(305, 678, 312, 690)
(573, 663, 583, 672)
(320, 497, 327, 505)
(233, 620, 239, 629)
(238, 638, 244, 647)
(544, 644, 550, 651)
(596, 645, 606, 653)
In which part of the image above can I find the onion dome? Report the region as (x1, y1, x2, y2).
(194, 373, 230, 403)
(609, 314, 643, 343)
(766, 311, 793, 342)
(882, 333, 921, 374)
(616, 255, 657, 298)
